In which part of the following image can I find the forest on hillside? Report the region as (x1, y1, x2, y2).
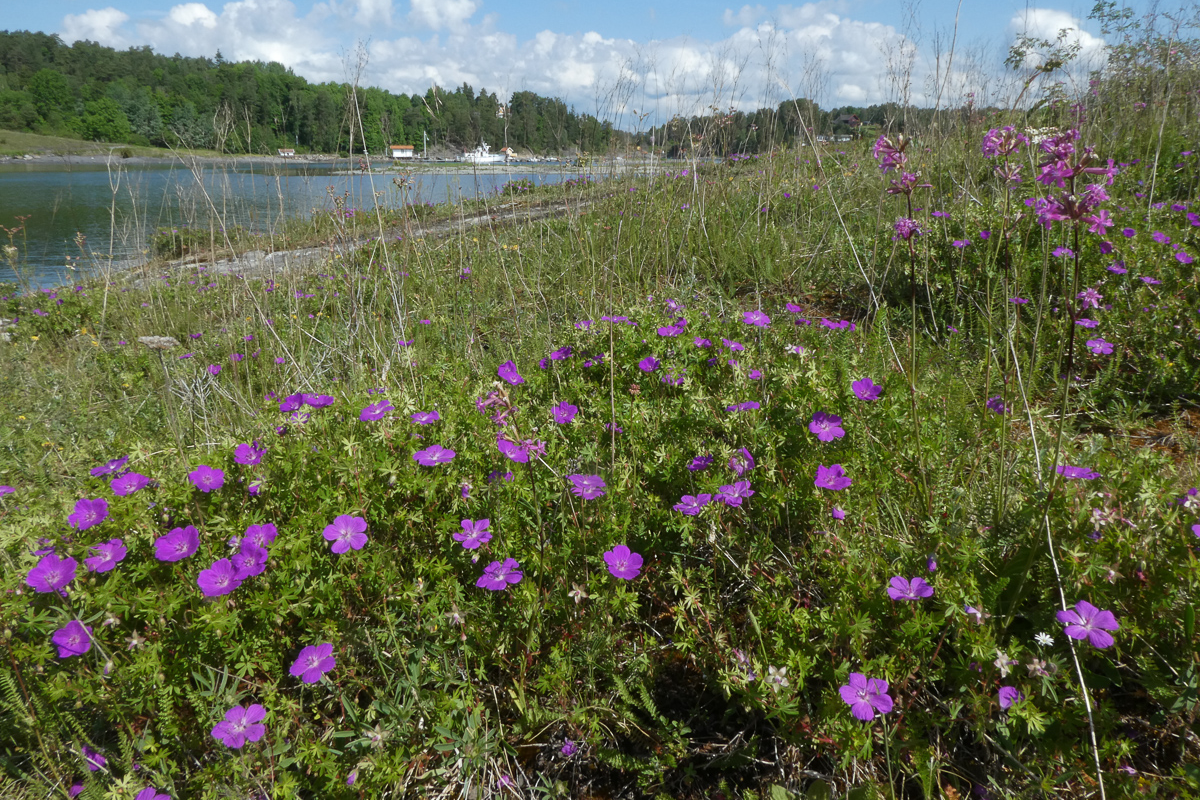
(0, 31, 622, 156)
(0, 30, 896, 159)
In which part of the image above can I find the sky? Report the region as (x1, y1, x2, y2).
(7, 0, 1151, 124)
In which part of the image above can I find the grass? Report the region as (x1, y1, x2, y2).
(0, 81, 1198, 800)
(0, 129, 227, 160)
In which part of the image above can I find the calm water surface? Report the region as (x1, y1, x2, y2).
(0, 161, 578, 288)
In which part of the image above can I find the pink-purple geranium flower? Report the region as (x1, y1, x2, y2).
(497, 360, 525, 385)
(809, 412, 846, 442)
(717, 481, 755, 507)
(26, 553, 77, 593)
(411, 410, 440, 425)
(84, 539, 127, 573)
(231, 541, 268, 579)
(211, 703, 266, 748)
(999, 686, 1022, 710)
(1057, 465, 1101, 480)
(673, 493, 712, 515)
(887, 576, 934, 601)
(188, 465, 225, 493)
(197, 559, 242, 597)
(111, 472, 150, 496)
(743, 310, 771, 327)
(133, 787, 170, 800)
(814, 464, 852, 491)
(454, 518, 493, 549)
(638, 355, 660, 372)
(552, 402, 578, 424)
(68, 497, 109, 531)
(289, 643, 336, 683)
(852, 378, 882, 401)
(413, 445, 456, 466)
(476, 558, 523, 590)
(323, 515, 368, 554)
(603, 545, 643, 580)
(52, 620, 93, 658)
(839, 673, 893, 721)
(243, 523, 277, 548)
(568, 474, 606, 500)
(1056, 600, 1120, 648)
(155, 525, 199, 561)
(234, 443, 265, 465)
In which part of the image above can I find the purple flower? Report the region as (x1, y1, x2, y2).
(188, 465, 225, 493)
(360, 400, 394, 421)
(26, 553, 77, 593)
(1056, 600, 1120, 648)
(814, 464, 852, 491)
(561, 740, 578, 757)
(497, 360, 525, 385)
(279, 393, 304, 412)
(743, 310, 771, 327)
(673, 493, 712, 515)
(999, 686, 1022, 710)
(81, 745, 106, 771)
(688, 455, 713, 471)
(497, 437, 530, 463)
(198, 559, 242, 597)
(300, 393, 333, 408)
(244, 523, 277, 549)
(1086, 338, 1114, 355)
(832, 507, 846, 520)
(211, 704, 266, 748)
(604, 544, 643, 580)
(852, 378, 882, 401)
(52, 621, 93, 658)
(729, 447, 754, 476)
(887, 576, 934, 600)
(0, 485, 12, 496)
(234, 443, 265, 465)
(413, 445, 456, 466)
(208, 364, 221, 376)
(839, 673, 893, 721)
(68, 497, 109, 531)
(155, 526, 199, 561)
(455, 518, 493, 549)
(722, 338, 745, 352)
(324, 515, 368, 554)
(638, 355, 660, 372)
(809, 411, 846, 442)
(716, 480, 755, 507)
(476, 558, 523, 590)
(110, 472, 150, 496)
(289, 643, 336, 683)
(1122, 227, 1136, 237)
(986, 396, 1007, 415)
(1107, 263, 1127, 274)
(893, 217, 922, 240)
(90, 455, 129, 477)
(726, 401, 760, 412)
(694, 337, 712, 348)
(568, 474, 606, 500)
(1140, 276, 1161, 285)
(1075, 318, 1099, 328)
(1177, 251, 1194, 265)
(1057, 465, 1101, 480)
(84, 539, 127, 573)
(552, 401, 578, 424)
(231, 541, 268, 579)
(550, 345, 573, 360)
(411, 410, 440, 425)
(133, 788, 170, 800)
(1009, 297, 1029, 305)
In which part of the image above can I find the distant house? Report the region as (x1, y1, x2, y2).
(277, 148, 295, 157)
(833, 114, 862, 128)
(390, 144, 415, 159)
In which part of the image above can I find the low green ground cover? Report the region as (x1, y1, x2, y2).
(0, 114, 1198, 800)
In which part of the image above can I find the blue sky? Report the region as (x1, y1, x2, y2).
(7, 0, 1149, 117)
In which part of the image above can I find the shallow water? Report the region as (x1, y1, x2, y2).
(0, 161, 576, 288)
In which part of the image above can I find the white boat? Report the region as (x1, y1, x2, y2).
(461, 141, 509, 164)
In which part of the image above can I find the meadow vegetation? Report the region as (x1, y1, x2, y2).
(1, 34, 1199, 800)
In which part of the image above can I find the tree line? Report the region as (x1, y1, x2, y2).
(0, 31, 619, 155)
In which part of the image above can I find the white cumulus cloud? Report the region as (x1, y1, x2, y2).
(408, 0, 478, 31)
(61, 7, 132, 48)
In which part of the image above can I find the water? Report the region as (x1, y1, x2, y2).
(0, 161, 579, 289)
